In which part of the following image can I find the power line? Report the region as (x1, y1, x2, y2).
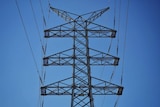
(101, 1, 120, 106)
(113, 0, 117, 29)
(29, 0, 45, 54)
(114, 96, 120, 107)
(29, 0, 46, 85)
(15, 0, 42, 84)
(121, 0, 130, 85)
(39, 0, 47, 27)
(116, 0, 122, 56)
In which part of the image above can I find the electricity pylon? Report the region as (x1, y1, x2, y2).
(41, 6, 123, 107)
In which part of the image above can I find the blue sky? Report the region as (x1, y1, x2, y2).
(0, 0, 160, 107)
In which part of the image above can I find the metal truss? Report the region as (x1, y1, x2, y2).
(43, 48, 119, 66)
(41, 76, 123, 96)
(50, 7, 110, 25)
(44, 22, 116, 38)
(41, 6, 123, 107)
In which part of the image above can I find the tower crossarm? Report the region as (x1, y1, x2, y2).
(91, 77, 123, 95)
(88, 22, 116, 38)
(81, 7, 110, 25)
(43, 48, 73, 66)
(41, 77, 73, 95)
(89, 48, 119, 66)
(44, 22, 116, 38)
(50, 6, 78, 22)
(41, 76, 123, 96)
(44, 21, 74, 38)
(43, 48, 119, 66)
(50, 6, 110, 27)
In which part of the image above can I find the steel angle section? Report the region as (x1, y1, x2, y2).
(91, 77, 123, 95)
(43, 48, 73, 66)
(89, 48, 119, 65)
(41, 77, 73, 95)
(88, 22, 116, 38)
(44, 21, 75, 38)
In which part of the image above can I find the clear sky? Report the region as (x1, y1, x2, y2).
(0, 0, 160, 107)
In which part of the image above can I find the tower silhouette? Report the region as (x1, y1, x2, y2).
(41, 6, 123, 107)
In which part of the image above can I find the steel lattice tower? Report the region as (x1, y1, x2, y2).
(41, 6, 123, 107)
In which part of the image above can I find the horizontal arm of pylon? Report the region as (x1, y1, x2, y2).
(44, 21, 74, 38)
(89, 48, 119, 65)
(41, 77, 73, 95)
(50, 6, 110, 25)
(41, 76, 123, 96)
(43, 48, 73, 66)
(88, 22, 117, 38)
(91, 77, 123, 95)
(50, 6, 79, 22)
(44, 22, 116, 38)
(82, 7, 110, 25)
(43, 48, 119, 66)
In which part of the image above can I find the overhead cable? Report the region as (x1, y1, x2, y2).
(116, 0, 122, 56)
(15, 0, 42, 84)
(121, 0, 130, 85)
(29, 0, 45, 55)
